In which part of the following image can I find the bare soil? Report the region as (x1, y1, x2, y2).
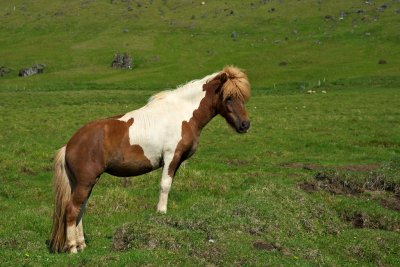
(380, 197, 400, 212)
(253, 241, 277, 251)
(282, 162, 380, 172)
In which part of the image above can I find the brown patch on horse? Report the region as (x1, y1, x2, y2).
(103, 118, 153, 177)
(167, 75, 228, 177)
(168, 121, 197, 177)
(66, 117, 153, 179)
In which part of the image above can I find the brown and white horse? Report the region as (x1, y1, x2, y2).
(49, 66, 251, 253)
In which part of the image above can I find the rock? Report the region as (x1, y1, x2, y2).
(231, 31, 238, 41)
(18, 64, 46, 77)
(339, 11, 346, 20)
(0, 66, 11, 77)
(111, 53, 133, 69)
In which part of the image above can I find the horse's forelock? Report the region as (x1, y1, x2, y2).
(220, 66, 251, 102)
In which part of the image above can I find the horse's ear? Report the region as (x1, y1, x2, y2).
(212, 72, 228, 94)
(219, 72, 228, 84)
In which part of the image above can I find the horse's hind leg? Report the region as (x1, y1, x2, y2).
(76, 219, 86, 251)
(76, 198, 88, 251)
(65, 184, 92, 253)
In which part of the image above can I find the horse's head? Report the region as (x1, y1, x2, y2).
(210, 66, 251, 134)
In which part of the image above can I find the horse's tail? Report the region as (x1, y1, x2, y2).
(49, 146, 71, 253)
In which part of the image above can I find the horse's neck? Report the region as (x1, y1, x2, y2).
(186, 89, 218, 135)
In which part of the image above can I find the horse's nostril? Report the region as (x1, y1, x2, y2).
(242, 121, 250, 129)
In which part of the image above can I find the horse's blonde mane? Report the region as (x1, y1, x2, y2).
(147, 66, 250, 104)
(221, 65, 251, 102)
(147, 90, 171, 103)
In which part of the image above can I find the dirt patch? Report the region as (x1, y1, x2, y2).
(0, 237, 20, 249)
(314, 171, 363, 195)
(380, 197, 400, 212)
(341, 212, 400, 231)
(223, 158, 252, 166)
(298, 158, 400, 220)
(282, 162, 380, 172)
(252, 241, 292, 256)
(191, 245, 226, 266)
(299, 165, 399, 196)
(253, 241, 277, 251)
(337, 164, 380, 172)
(298, 181, 319, 193)
(42, 165, 52, 172)
(112, 223, 187, 251)
(281, 162, 321, 170)
(20, 166, 36, 176)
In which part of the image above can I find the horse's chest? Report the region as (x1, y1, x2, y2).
(127, 119, 190, 167)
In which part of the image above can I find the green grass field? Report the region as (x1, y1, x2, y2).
(1, 0, 400, 266)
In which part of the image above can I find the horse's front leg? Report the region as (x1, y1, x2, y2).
(157, 154, 180, 214)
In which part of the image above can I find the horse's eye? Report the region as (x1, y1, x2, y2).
(226, 96, 233, 102)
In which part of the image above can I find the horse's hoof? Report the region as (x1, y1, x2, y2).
(77, 242, 87, 252)
(156, 207, 167, 214)
(68, 246, 78, 254)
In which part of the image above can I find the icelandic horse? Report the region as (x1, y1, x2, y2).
(49, 66, 251, 253)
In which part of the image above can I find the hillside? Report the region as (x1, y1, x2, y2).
(1, 0, 399, 91)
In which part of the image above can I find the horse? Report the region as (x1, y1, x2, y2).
(49, 66, 251, 253)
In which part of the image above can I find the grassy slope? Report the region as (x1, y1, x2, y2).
(1, 0, 400, 266)
(1, 0, 399, 90)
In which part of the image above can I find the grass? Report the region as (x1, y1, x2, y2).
(1, 87, 399, 266)
(1, 0, 400, 266)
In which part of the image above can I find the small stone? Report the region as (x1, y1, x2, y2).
(18, 64, 46, 77)
(231, 31, 238, 41)
(111, 53, 133, 69)
(0, 66, 11, 77)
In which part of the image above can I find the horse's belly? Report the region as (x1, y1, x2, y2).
(105, 143, 161, 177)
(105, 161, 156, 177)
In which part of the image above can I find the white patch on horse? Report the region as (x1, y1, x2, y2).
(118, 74, 216, 168)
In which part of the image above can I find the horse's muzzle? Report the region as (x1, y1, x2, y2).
(237, 120, 250, 133)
